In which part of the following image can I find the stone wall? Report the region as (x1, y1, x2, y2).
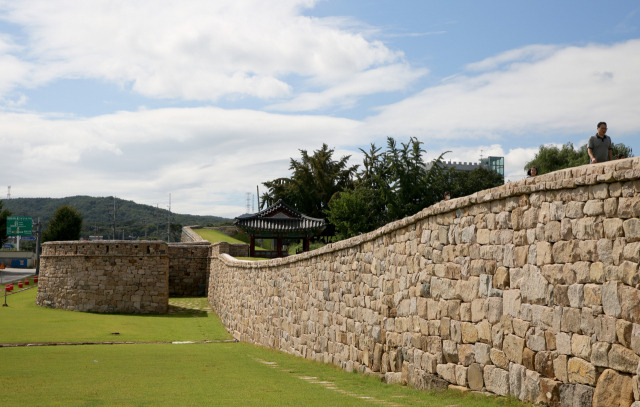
(181, 225, 205, 243)
(37, 241, 171, 314)
(168, 242, 211, 297)
(208, 158, 640, 407)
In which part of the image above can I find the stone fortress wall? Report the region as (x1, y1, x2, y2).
(168, 242, 211, 297)
(37, 240, 213, 313)
(208, 158, 640, 407)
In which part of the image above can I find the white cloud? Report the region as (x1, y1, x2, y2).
(365, 40, 640, 142)
(0, 0, 417, 107)
(1, 107, 362, 217)
(267, 63, 427, 111)
(465, 44, 559, 72)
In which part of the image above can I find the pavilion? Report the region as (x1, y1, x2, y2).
(233, 199, 327, 258)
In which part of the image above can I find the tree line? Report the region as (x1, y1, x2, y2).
(260, 137, 504, 240)
(524, 142, 633, 174)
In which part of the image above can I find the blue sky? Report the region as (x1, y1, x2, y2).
(1, 0, 639, 218)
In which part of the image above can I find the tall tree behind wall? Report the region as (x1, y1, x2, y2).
(0, 200, 12, 246)
(43, 205, 83, 242)
(261, 144, 358, 219)
(327, 137, 449, 239)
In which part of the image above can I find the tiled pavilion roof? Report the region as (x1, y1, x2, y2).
(233, 199, 326, 237)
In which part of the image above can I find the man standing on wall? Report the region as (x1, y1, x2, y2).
(587, 122, 613, 163)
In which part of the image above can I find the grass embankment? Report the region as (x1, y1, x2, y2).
(0, 289, 532, 407)
(194, 228, 248, 246)
(195, 227, 271, 260)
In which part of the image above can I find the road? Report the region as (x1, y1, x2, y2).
(0, 268, 37, 284)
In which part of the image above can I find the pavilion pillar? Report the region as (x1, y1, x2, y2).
(303, 236, 310, 252)
(250, 234, 255, 257)
(277, 236, 283, 257)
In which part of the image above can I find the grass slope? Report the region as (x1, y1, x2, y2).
(194, 228, 248, 245)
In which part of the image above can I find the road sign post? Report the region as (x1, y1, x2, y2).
(6, 216, 33, 237)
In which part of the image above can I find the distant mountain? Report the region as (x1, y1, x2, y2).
(2, 196, 231, 241)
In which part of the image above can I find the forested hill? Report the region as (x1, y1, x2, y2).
(2, 196, 231, 241)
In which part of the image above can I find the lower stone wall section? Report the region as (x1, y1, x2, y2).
(181, 225, 205, 243)
(37, 241, 172, 314)
(208, 158, 640, 407)
(169, 242, 211, 297)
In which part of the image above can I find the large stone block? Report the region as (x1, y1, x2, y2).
(503, 289, 521, 318)
(467, 363, 484, 391)
(504, 334, 525, 365)
(571, 334, 591, 360)
(592, 369, 634, 407)
(484, 365, 510, 396)
(591, 342, 610, 367)
(567, 357, 596, 386)
(602, 281, 622, 318)
(609, 344, 640, 374)
(491, 348, 509, 370)
(521, 266, 550, 305)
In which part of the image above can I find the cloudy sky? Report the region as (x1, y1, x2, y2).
(1, 0, 639, 218)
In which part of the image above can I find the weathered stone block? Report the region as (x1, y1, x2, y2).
(436, 363, 457, 384)
(521, 266, 550, 305)
(467, 363, 484, 391)
(570, 334, 591, 360)
(554, 354, 568, 383)
(504, 334, 525, 364)
(490, 348, 509, 370)
(583, 284, 602, 307)
(560, 383, 594, 407)
(602, 281, 622, 318)
(616, 319, 633, 348)
(591, 342, 610, 368)
(538, 378, 561, 406)
(567, 357, 596, 385)
(458, 344, 475, 366)
(592, 369, 634, 407)
(503, 289, 521, 318)
(442, 340, 458, 363)
(484, 365, 510, 396)
(609, 343, 640, 374)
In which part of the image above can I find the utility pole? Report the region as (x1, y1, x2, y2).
(256, 185, 260, 210)
(112, 196, 117, 240)
(35, 218, 41, 275)
(167, 194, 171, 243)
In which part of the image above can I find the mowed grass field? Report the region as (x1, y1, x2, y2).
(0, 288, 532, 407)
(194, 228, 248, 246)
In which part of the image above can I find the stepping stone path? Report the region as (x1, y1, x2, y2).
(252, 357, 402, 407)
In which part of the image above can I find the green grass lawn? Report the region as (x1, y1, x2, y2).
(0, 289, 532, 407)
(194, 228, 250, 246)
(0, 289, 231, 344)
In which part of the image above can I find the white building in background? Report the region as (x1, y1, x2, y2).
(426, 156, 505, 178)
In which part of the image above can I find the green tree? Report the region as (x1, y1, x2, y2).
(433, 166, 504, 199)
(262, 144, 359, 218)
(43, 205, 83, 242)
(0, 200, 12, 246)
(525, 142, 633, 174)
(326, 137, 448, 239)
(385, 137, 447, 220)
(326, 187, 382, 239)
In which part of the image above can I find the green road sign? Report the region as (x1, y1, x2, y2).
(6, 216, 33, 236)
